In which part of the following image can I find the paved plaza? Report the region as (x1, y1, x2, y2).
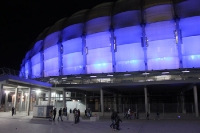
(0, 112, 200, 133)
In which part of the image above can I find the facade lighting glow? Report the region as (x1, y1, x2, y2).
(182, 70, 190, 73)
(162, 72, 169, 74)
(124, 74, 131, 76)
(142, 72, 150, 75)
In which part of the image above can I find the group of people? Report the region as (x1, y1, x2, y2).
(49, 107, 67, 121)
(124, 109, 139, 119)
(72, 108, 80, 124)
(110, 110, 122, 131)
(49, 107, 81, 124)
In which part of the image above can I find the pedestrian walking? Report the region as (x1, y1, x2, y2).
(110, 110, 116, 129)
(57, 108, 63, 121)
(114, 113, 122, 130)
(12, 107, 15, 116)
(53, 108, 57, 121)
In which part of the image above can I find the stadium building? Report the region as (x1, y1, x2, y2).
(1, 0, 200, 117)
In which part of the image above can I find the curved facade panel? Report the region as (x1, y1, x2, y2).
(62, 38, 83, 75)
(21, 0, 200, 77)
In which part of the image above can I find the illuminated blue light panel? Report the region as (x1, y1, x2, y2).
(44, 45, 58, 61)
(145, 5, 173, 23)
(32, 64, 41, 77)
(25, 61, 29, 78)
(148, 57, 179, 70)
(116, 43, 145, 72)
(146, 21, 175, 41)
(114, 11, 141, 29)
(87, 48, 112, 73)
(44, 57, 59, 77)
(86, 17, 110, 34)
(20, 67, 25, 77)
(31, 53, 41, 77)
(62, 24, 83, 41)
(62, 37, 83, 75)
(179, 16, 200, 37)
(44, 45, 59, 76)
(115, 26, 142, 45)
(182, 36, 200, 68)
(147, 39, 179, 70)
(44, 32, 59, 50)
(62, 38, 82, 54)
(62, 52, 83, 75)
(86, 32, 110, 49)
(31, 40, 43, 57)
(86, 32, 112, 73)
(86, 31, 112, 73)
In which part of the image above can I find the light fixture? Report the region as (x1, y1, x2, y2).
(142, 72, 150, 75)
(124, 74, 131, 76)
(5, 90, 10, 94)
(90, 76, 97, 78)
(62, 77, 67, 79)
(25, 93, 28, 96)
(36, 89, 41, 94)
(162, 72, 169, 74)
(182, 70, 190, 73)
(107, 74, 113, 77)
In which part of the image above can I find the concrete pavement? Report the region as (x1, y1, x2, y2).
(0, 112, 200, 133)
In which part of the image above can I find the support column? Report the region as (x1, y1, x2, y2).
(193, 86, 199, 117)
(100, 89, 104, 116)
(110, 28, 116, 72)
(113, 94, 117, 111)
(58, 43, 63, 75)
(172, 2, 183, 68)
(14, 88, 19, 114)
(4, 91, 9, 112)
(181, 92, 186, 113)
(48, 89, 51, 105)
(0, 84, 3, 108)
(19, 90, 24, 112)
(36, 93, 39, 105)
(144, 87, 148, 114)
(63, 89, 66, 108)
(175, 19, 183, 68)
(27, 88, 32, 116)
(82, 34, 87, 74)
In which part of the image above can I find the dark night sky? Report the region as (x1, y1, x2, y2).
(1, 0, 117, 71)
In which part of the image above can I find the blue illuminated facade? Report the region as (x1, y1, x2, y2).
(21, 0, 200, 77)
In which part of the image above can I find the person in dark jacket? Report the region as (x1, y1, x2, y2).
(114, 113, 122, 130)
(110, 110, 116, 129)
(77, 109, 80, 122)
(57, 108, 63, 121)
(74, 109, 78, 124)
(53, 108, 57, 121)
(12, 107, 15, 116)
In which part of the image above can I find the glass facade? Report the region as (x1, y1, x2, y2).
(21, 0, 200, 77)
